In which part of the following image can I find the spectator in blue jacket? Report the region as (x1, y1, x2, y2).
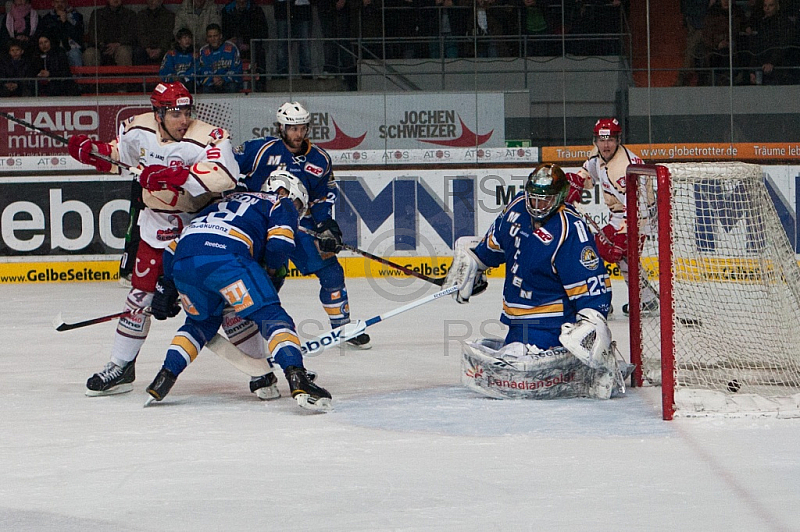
(197, 23, 242, 92)
(160, 27, 197, 89)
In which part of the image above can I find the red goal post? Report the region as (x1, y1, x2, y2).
(627, 162, 800, 420)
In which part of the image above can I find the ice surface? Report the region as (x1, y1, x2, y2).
(1, 278, 799, 531)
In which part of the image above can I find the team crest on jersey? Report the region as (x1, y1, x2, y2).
(234, 144, 244, 154)
(616, 175, 626, 189)
(533, 227, 554, 244)
(220, 280, 254, 312)
(580, 247, 601, 270)
(210, 128, 224, 140)
(304, 162, 324, 177)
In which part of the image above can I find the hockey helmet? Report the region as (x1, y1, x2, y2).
(261, 169, 309, 215)
(593, 118, 621, 140)
(524, 163, 568, 221)
(276, 102, 310, 127)
(150, 82, 193, 112)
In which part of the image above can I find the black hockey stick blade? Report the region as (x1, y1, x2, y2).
(54, 309, 136, 332)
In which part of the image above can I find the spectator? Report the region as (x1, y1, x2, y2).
(4, 0, 38, 50)
(747, 0, 792, 84)
(675, 0, 710, 86)
(384, 0, 420, 59)
(274, 0, 313, 77)
(83, 0, 138, 67)
(197, 23, 242, 92)
(174, 0, 221, 52)
(32, 32, 77, 95)
(0, 39, 33, 96)
(466, 0, 512, 58)
(135, 0, 175, 65)
(37, 0, 83, 67)
(703, 0, 744, 85)
(160, 27, 197, 88)
(519, 0, 548, 56)
(317, 0, 355, 80)
(221, 0, 267, 88)
(424, 0, 467, 58)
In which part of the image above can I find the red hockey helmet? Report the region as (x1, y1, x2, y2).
(150, 82, 193, 112)
(593, 118, 621, 139)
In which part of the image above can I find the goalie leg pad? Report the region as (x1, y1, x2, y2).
(444, 236, 488, 304)
(461, 340, 593, 399)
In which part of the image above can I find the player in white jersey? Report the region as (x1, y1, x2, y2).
(68, 82, 274, 398)
(565, 118, 658, 316)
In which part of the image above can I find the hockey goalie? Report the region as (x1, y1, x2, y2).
(444, 163, 632, 399)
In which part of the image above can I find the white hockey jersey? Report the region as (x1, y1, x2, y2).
(578, 145, 643, 232)
(110, 113, 240, 248)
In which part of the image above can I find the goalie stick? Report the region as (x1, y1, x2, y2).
(0, 110, 139, 174)
(53, 307, 151, 332)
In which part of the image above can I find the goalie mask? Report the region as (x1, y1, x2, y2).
(276, 101, 310, 139)
(261, 169, 309, 216)
(524, 163, 567, 221)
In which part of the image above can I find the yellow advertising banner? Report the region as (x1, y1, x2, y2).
(541, 142, 800, 163)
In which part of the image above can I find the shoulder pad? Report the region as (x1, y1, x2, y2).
(185, 119, 230, 144)
(123, 112, 158, 134)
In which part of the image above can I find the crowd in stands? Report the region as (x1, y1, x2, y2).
(678, 0, 800, 86)
(24, 0, 798, 95)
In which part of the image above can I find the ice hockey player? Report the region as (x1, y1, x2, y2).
(67, 82, 273, 400)
(564, 117, 658, 316)
(145, 171, 332, 412)
(445, 163, 629, 400)
(235, 101, 370, 349)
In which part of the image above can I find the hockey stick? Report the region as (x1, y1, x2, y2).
(205, 334, 274, 377)
(302, 284, 459, 355)
(0, 110, 136, 173)
(299, 227, 446, 286)
(53, 306, 151, 332)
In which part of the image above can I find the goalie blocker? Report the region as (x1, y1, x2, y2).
(461, 310, 632, 400)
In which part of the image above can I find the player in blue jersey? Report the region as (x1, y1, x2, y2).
(446, 164, 627, 400)
(145, 171, 332, 412)
(235, 101, 371, 349)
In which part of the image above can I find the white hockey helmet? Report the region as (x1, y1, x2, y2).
(277, 102, 310, 127)
(261, 169, 309, 215)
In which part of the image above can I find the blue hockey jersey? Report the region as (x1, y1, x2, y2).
(473, 192, 612, 335)
(164, 192, 298, 278)
(198, 41, 243, 87)
(236, 136, 336, 224)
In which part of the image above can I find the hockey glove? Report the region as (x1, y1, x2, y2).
(138, 164, 190, 193)
(151, 276, 181, 320)
(269, 264, 289, 293)
(595, 224, 626, 264)
(316, 218, 343, 253)
(67, 134, 113, 173)
(565, 172, 585, 204)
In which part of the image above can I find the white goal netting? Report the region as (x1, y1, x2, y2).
(628, 162, 800, 418)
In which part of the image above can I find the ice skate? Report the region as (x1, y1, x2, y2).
(250, 372, 280, 400)
(85, 360, 136, 396)
(145, 368, 177, 405)
(284, 366, 332, 412)
(622, 299, 659, 317)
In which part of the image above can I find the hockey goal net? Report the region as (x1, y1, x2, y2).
(627, 162, 800, 419)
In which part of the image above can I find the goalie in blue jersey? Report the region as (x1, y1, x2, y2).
(144, 171, 332, 412)
(445, 163, 631, 400)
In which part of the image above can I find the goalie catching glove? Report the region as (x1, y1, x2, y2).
(67, 134, 114, 173)
(444, 236, 489, 303)
(151, 276, 181, 320)
(138, 164, 190, 193)
(315, 218, 343, 253)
